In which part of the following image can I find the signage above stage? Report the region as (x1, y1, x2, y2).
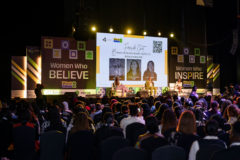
(41, 37, 96, 89)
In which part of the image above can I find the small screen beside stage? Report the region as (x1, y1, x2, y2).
(96, 33, 168, 87)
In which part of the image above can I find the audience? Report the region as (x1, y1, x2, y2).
(1, 84, 240, 160)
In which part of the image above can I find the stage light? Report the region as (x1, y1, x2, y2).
(127, 29, 132, 34)
(158, 32, 161, 36)
(91, 26, 97, 32)
(170, 33, 174, 38)
(143, 31, 147, 36)
(109, 28, 113, 33)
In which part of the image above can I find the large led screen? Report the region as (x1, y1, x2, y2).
(96, 33, 168, 87)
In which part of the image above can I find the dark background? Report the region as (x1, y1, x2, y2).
(0, 0, 239, 98)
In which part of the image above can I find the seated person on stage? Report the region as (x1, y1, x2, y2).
(145, 77, 157, 96)
(175, 79, 182, 93)
(112, 77, 128, 96)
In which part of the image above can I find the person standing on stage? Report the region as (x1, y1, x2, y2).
(145, 77, 157, 96)
(143, 61, 157, 81)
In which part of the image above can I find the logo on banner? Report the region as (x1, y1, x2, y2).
(177, 55, 184, 63)
(61, 40, 70, 49)
(77, 41, 86, 51)
(183, 47, 189, 55)
(171, 47, 178, 55)
(194, 48, 201, 56)
(113, 38, 122, 43)
(189, 55, 195, 63)
(200, 56, 206, 64)
(62, 81, 77, 88)
(44, 39, 53, 49)
(52, 49, 61, 59)
(85, 50, 93, 60)
(69, 50, 78, 59)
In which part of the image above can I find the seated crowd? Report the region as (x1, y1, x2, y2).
(0, 84, 240, 160)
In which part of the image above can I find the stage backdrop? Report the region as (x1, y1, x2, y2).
(41, 37, 96, 90)
(26, 46, 41, 98)
(96, 32, 168, 87)
(11, 56, 27, 98)
(168, 46, 207, 89)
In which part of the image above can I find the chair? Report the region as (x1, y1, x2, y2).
(152, 145, 186, 160)
(100, 136, 129, 160)
(125, 122, 146, 146)
(112, 147, 148, 160)
(40, 130, 65, 160)
(196, 144, 225, 160)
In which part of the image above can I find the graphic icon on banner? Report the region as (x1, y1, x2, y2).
(171, 47, 178, 55)
(177, 55, 184, 63)
(44, 39, 53, 49)
(200, 56, 206, 64)
(69, 50, 78, 59)
(85, 50, 93, 60)
(189, 55, 195, 63)
(52, 49, 61, 59)
(61, 40, 70, 49)
(77, 41, 86, 51)
(194, 48, 201, 56)
(183, 47, 189, 55)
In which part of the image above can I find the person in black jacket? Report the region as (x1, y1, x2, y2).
(188, 119, 226, 160)
(211, 121, 240, 160)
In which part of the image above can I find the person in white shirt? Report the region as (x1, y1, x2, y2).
(120, 104, 145, 137)
(189, 120, 226, 160)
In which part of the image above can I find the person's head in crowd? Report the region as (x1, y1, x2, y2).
(194, 107, 204, 123)
(89, 104, 96, 114)
(155, 103, 169, 124)
(103, 112, 114, 126)
(173, 95, 179, 102)
(161, 109, 177, 134)
(177, 110, 196, 135)
(227, 104, 239, 118)
(154, 101, 161, 112)
(211, 114, 230, 132)
(16, 107, 32, 124)
(184, 100, 193, 109)
(230, 121, 240, 143)
(113, 103, 122, 113)
(210, 101, 219, 113)
(71, 112, 90, 134)
(121, 105, 129, 114)
(226, 104, 239, 125)
(62, 101, 72, 113)
(95, 103, 102, 111)
(100, 107, 112, 122)
(192, 85, 197, 92)
(205, 119, 219, 136)
(129, 104, 140, 116)
(174, 106, 182, 119)
(73, 104, 89, 115)
(195, 101, 203, 108)
(166, 98, 173, 108)
(145, 116, 159, 134)
(141, 103, 151, 119)
(180, 97, 185, 105)
(173, 101, 181, 109)
(199, 98, 208, 110)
